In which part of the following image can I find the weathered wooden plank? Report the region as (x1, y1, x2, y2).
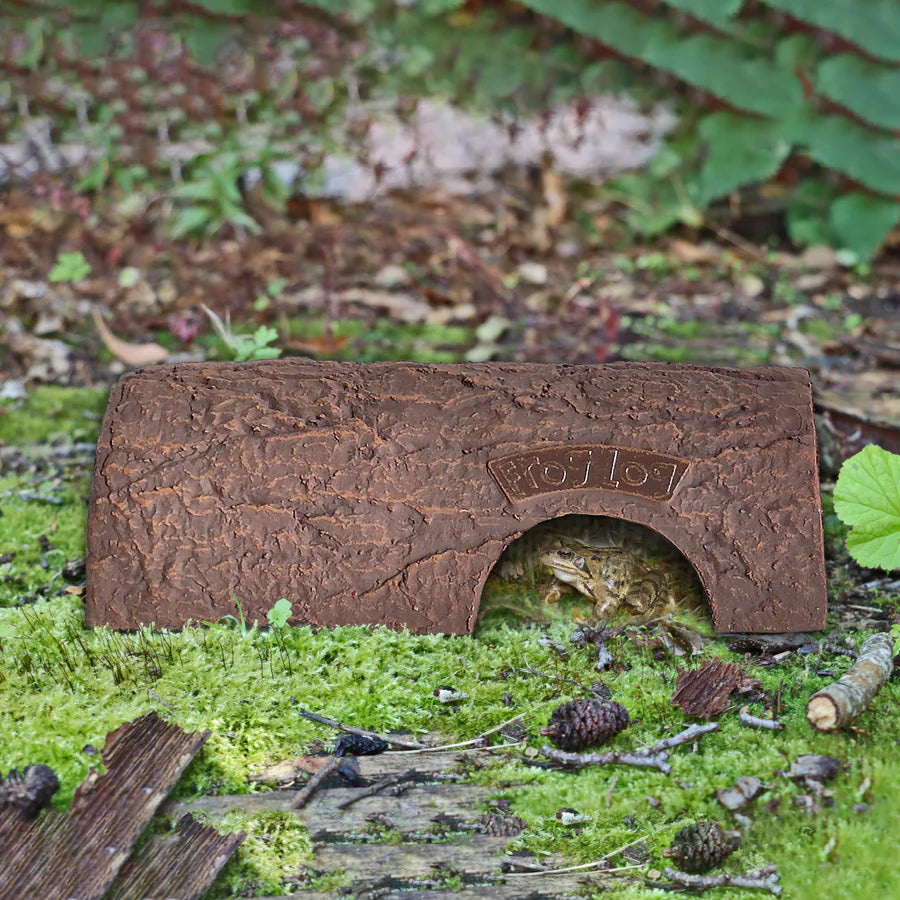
(86, 360, 827, 634)
(0, 712, 208, 900)
(249, 748, 491, 786)
(256, 883, 600, 900)
(105, 813, 244, 900)
(165, 783, 497, 836)
(309, 835, 514, 882)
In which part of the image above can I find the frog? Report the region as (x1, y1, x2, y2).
(540, 543, 671, 621)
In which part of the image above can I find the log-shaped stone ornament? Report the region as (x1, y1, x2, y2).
(85, 361, 827, 634)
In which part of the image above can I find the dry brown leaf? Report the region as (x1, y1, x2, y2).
(91, 307, 169, 367)
(668, 239, 720, 264)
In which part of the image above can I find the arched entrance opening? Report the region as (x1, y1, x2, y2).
(477, 514, 708, 632)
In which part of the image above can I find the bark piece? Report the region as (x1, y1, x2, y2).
(806, 633, 894, 731)
(0, 712, 209, 900)
(86, 360, 827, 634)
(716, 775, 764, 811)
(670, 658, 762, 719)
(104, 813, 244, 900)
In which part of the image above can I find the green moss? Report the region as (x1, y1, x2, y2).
(2, 389, 899, 898)
(201, 809, 314, 898)
(0, 385, 107, 445)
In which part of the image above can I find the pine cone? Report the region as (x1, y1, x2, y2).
(662, 820, 741, 873)
(540, 699, 630, 751)
(333, 734, 389, 758)
(0, 765, 60, 820)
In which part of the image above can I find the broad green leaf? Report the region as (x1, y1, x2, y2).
(816, 54, 900, 131)
(521, 0, 803, 117)
(662, 0, 744, 30)
(183, 20, 231, 66)
(790, 111, 900, 197)
(786, 178, 836, 247)
(834, 445, 900, 571)
(761, 0, 900, 63)
(829, 193, 900, 261)
(697, 112, 790, 204)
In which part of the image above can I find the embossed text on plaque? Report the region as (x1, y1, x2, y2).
(488, 445, 689, 503)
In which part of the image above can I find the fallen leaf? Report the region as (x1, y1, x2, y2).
(91, 307, 169, 367)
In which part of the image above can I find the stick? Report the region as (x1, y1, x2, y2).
(542, 745, 672, 774)
(659, 865, 781, 896)
(295, 708, 426, 749)
(391, 712, 531, 753)
(292, 756, 340, 808)
(645, 722, 719, 753)
(806, 633, 894, 731)
(739, 707, 784, 731)
(334, 772, 414, 809)
(541, 723, 719, 775)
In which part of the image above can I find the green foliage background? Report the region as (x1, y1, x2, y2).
(2, 0, 899, 254)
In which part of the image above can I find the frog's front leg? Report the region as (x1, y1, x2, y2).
(543, 583, 569, 604)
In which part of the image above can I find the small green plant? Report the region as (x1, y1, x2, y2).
(202, 305, 282, 362)
(834, 445, 900, 571)
(49, 251, 91, 283)
(267, 598, 292, 629)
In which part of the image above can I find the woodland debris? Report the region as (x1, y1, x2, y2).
(542, 722, 718, 775)
(0, 765, 59, 820)
(91, 307, 169, 366)
(738, 707, 785, 731)
(657, 864, 782, 896)
(296, 707, 426, 749)
(334, 772, 415, 809)
(0, 712, 213, 900)
(806, 633, 894, 731)
(104, 813, 245, 900)
(727, 633, 816, 655)
(292, 756, 341, 809)
(715, 776, 764, 812)
(662, 820, 741, 873)
(334, 734, 389, 757)
(670, 658, 762, 719)
(788, 754, 842, 793)
(540, 699, 630, 751)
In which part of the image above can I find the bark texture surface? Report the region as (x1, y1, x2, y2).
(86, 360, 827, 633)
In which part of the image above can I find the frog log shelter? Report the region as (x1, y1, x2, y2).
(86, 361, 827, 634)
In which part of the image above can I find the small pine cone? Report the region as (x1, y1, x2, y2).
(0, 765, 60, 820)
(333, 734, 389, 758)
(540, 699, 630, 751)
(662, 820, 742, 874)
(480, 812, 528, 837)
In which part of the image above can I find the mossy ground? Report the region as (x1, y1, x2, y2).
(1, 386, 898, 898)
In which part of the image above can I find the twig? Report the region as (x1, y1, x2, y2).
(541, 723, 718, 775)
(334, 772, 415, 809)
(392, 713, 531, 754)
(292, 756, 340, 808)
(295, 708, 426, 749)
(658, 864, 781, 896)
(739, 707, 784, 731)
(542, 745, 672, 773)
(505, 833, 653, 877)
(645, 722, 719, 753)
(806, 633, 894, 731)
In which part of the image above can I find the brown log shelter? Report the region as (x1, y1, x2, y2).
(86, 360, 827, 634)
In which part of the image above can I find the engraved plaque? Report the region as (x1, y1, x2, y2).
(488, 445, 689, 503)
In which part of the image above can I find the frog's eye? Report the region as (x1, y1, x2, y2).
(557, 550, 573, 559)
(573, 555, 587, 570)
